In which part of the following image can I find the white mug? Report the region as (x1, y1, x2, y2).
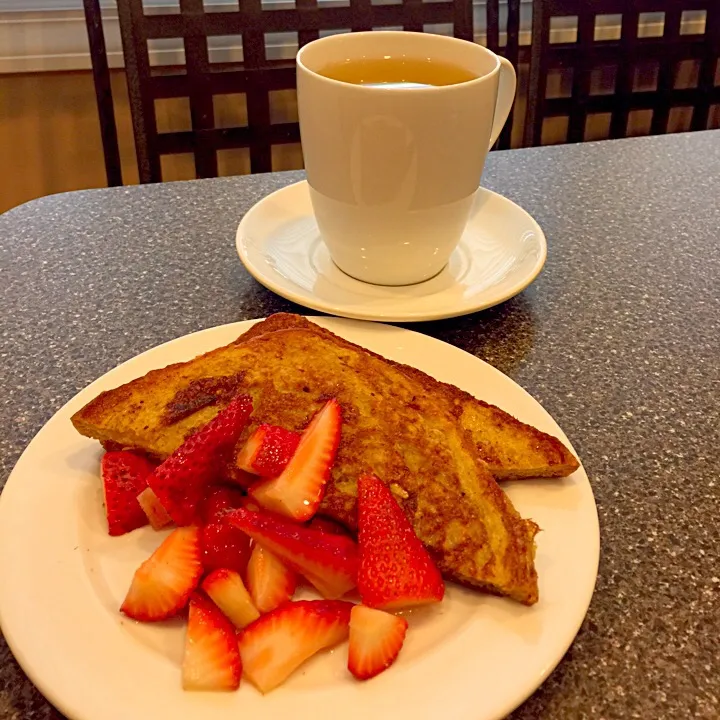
(296, 31, 517, 286)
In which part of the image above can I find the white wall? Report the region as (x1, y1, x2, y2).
(0, 1, 705, 74)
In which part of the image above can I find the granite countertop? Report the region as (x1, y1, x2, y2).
(1, 131, 718, 719)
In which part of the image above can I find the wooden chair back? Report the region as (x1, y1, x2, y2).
(115, 0, 475, 182)
(83, 0, 123, 186)
(486, 0, 521, 149)
(524, 0, 720, 146)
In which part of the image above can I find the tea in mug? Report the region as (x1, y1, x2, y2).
(318, 56, 477, 88)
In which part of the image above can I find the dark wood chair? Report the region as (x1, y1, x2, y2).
(524, 0, 720, 147)
(486, 0, 522, 149)
(83, 0, 123, 187)
(110, 0, 476, 183)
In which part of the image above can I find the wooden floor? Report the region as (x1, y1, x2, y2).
(0, 67, 717, 215)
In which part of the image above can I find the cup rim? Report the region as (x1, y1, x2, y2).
(296, 30, 501, 92)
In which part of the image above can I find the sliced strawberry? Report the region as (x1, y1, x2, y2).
(252, 426, 301, 477)
(238, 600, 352, 693)
(237, 425, 301, 477)
(201, 568, 260, 629)
(348, 604, 408, 680)
(182, 591, 241, 691)
(228, 469, 260, 490)
(121, 527, 203, 621)
(246, 543, 297, 613)
(357, 474, 445, 610)
(146, 395, 253, 526)
(235, 426, 266, 473)
(237, 425, 299, 477)
(101, 451, 154, 536)
(136, 487, 172, 530)
(198, 486, 246, 524)
(249, 400, 341, 521)
(307, 516, 349, 537)
(240, 496, 261, 512)
(200, 519, 252, 576)
(228, 507, 358, 599)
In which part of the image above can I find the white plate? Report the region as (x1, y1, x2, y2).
(0, 318, 598, 720)
(236, 181, 547, 322)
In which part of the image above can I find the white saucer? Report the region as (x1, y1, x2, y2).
(235, 181, 547, 322)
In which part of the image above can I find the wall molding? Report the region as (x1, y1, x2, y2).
(0, 2, 706, 74)
(1, 0, 528, 72)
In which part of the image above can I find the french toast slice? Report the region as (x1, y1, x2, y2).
(235, 314, 579, 480)
(72, 326, 541, 604)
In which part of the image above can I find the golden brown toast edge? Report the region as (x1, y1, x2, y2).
(237, 322, 541, 603)
(71, 326, 541, 604)
(234, 314, 580, 480)
(70, 343, 247, 452)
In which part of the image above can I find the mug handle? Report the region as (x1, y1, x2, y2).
(488, 56, 517, 149)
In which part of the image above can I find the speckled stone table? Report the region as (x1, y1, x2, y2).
(1, 130, 719, 719)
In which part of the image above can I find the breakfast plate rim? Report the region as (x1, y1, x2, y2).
(0, 316, 598, 720)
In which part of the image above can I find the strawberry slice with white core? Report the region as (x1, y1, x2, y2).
(348, 605, 408, 680)
(237, 425, 300, 477)
(201, 568, 260, 629)
(238, 600, 352, 693)
(182, 591, 241, 691)
(228, 507, 358, 599)
(146, 395, 253, 526)
(236, 426, 266, 473)
(249, 399, 342, 521)
(121, 527, 203, 621)
(136, 487, 172, 530)
(357, 473, 445, 610)
(246, 543, 297, 613)
(101, 451, 154, 536)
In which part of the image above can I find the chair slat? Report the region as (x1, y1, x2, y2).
(486, 0, 521, 150)
(118, 0, 162, 182)
(83, 0, 123, 187)
(525, 0, 720, 147)
(113, 0, 476, 179)
(179, 0, 219, 178)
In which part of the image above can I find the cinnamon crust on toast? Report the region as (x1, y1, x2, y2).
(71, 314, 580, 605)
